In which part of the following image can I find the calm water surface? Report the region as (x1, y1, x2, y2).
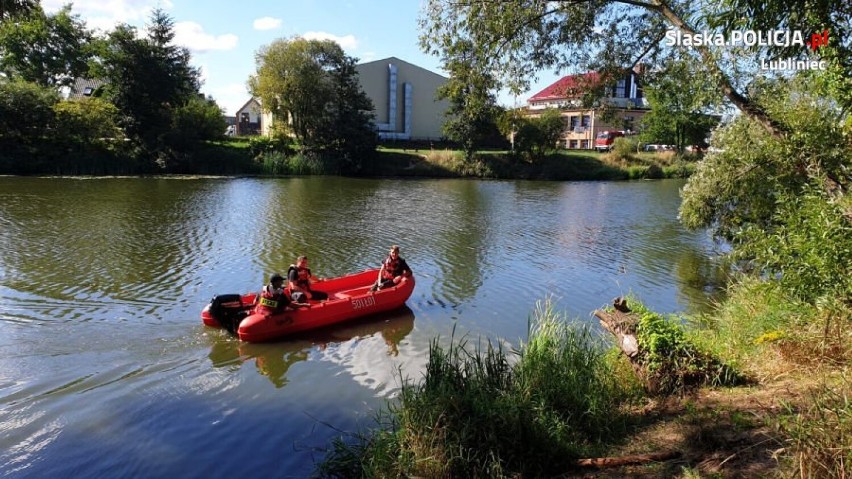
(0, 176, 725, 477)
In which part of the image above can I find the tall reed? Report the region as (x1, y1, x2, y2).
(781, 378, 852, 478)
(316, 299, 632, 478)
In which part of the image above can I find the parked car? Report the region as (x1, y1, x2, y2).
(643, 144, 676, 152)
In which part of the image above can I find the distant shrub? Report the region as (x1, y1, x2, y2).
(612, 136, 640, 159)
(644, 163, 664, 179)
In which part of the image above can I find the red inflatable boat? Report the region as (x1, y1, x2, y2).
(201, 269, 415, 342)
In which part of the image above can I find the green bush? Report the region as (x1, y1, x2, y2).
(612, 136, 639, 159)
(168, 96, 227, 149)
(738, 187, 852, 305)
(0, 79, 58, 144)
(679, 76, 851, 306)
(630, 301, 745, 394)
(644, 163, 664, 179)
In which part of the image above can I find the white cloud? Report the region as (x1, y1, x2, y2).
(302, 31, 358, 51)
(174, 21, 238, 53)
(359, 51, 377, 63)
(253, 17, 282, 31)
(205, 83, 252, 115)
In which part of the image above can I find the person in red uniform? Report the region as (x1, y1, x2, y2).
(288, 256, 328, 302)
(370, 245, 412, 292)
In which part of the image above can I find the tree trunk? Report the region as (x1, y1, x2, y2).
(594, 298, 648, 383)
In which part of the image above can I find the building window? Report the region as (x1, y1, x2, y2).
(569, 140, 578, 149)
(240, 112, 250, 123)
(569, 116, 579, 130)
(615, 79, 626, 98)
(581, 115, 591, 127)
(581, 140, 589, 149)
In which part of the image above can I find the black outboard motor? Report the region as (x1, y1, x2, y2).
(208, 294, 251, 334)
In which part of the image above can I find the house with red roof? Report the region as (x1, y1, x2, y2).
(526, 67, 649, 149)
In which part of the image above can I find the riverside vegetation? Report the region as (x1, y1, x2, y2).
(313, 286, 851, 478)
(253, 136, 695, 181)
(314, 76, 852, 478)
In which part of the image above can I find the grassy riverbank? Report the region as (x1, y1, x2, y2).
(315, 285, 852, 478)
(358, 147, 695, 180)
(1, 136, 695, 181)
(189, 138, 697, 180)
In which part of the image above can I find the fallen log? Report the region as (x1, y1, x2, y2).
(594, 297, 640, 359)
(595, 297, 747, 395)
(576, 450, 681, 468)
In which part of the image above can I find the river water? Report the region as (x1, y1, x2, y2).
(0, 176, 725, 477)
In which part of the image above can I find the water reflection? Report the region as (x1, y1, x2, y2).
(0, 176, 727, 478)
(206, 307, 415, 388)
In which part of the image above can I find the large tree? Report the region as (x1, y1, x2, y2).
(0, 4, 92, 87)
(639, 56, 720, 151)
(437, 38, 501, 160)
(0, 78, 58, 144)
(95, 9, 200, 149)
(248, 37, 375, 162)
(419, 0, 852, 219)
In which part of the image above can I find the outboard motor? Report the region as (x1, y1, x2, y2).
(208, 294, 250, 334)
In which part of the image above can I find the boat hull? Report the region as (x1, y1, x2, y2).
(201, 269, 414, 343)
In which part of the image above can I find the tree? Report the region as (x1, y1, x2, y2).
(0, 79, 58, 144)
(95, 9, 200, 151)
(499, 108, 565, 160)
(640, 57, 720, 151)
(0, 4, 92, 87)
(312, 54, 377, 166)
(53, 97, 123, 145)
(167, 95, 227, 150)
(437, 39, 501, 161)
(248, 37, 375, 163)
(680, 76, 851, 304)
(0, 0, 37, 22)
(0, 79, 58, 172)
(419, 0, 852, 219)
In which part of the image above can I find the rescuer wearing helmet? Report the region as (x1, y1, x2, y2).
(257, 273, 293, 314)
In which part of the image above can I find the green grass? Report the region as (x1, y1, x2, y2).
(315, 299, 637, 478)
(687, 277, 852, 476)
(362, 148, 692, 181)
(314, 283, 852, 478)
(780, 377, 852, 478)
(688, 278, 816, 373)
(625, 298, 746, 394)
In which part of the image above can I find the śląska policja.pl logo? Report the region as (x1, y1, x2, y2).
(664, 29, 831, 71)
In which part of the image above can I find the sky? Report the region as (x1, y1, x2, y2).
(42, 0, 564, 115)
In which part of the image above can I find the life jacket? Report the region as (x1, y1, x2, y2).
(258, 284, 287, 310)
(288, 265, 311, 289)
(381, 255, 401, 280)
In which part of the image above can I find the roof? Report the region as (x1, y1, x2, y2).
(235, 97, 261, 114)
(528, 72, 601, 103)
(356, 56, 449, 81)
(68, 78, 106, 99)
